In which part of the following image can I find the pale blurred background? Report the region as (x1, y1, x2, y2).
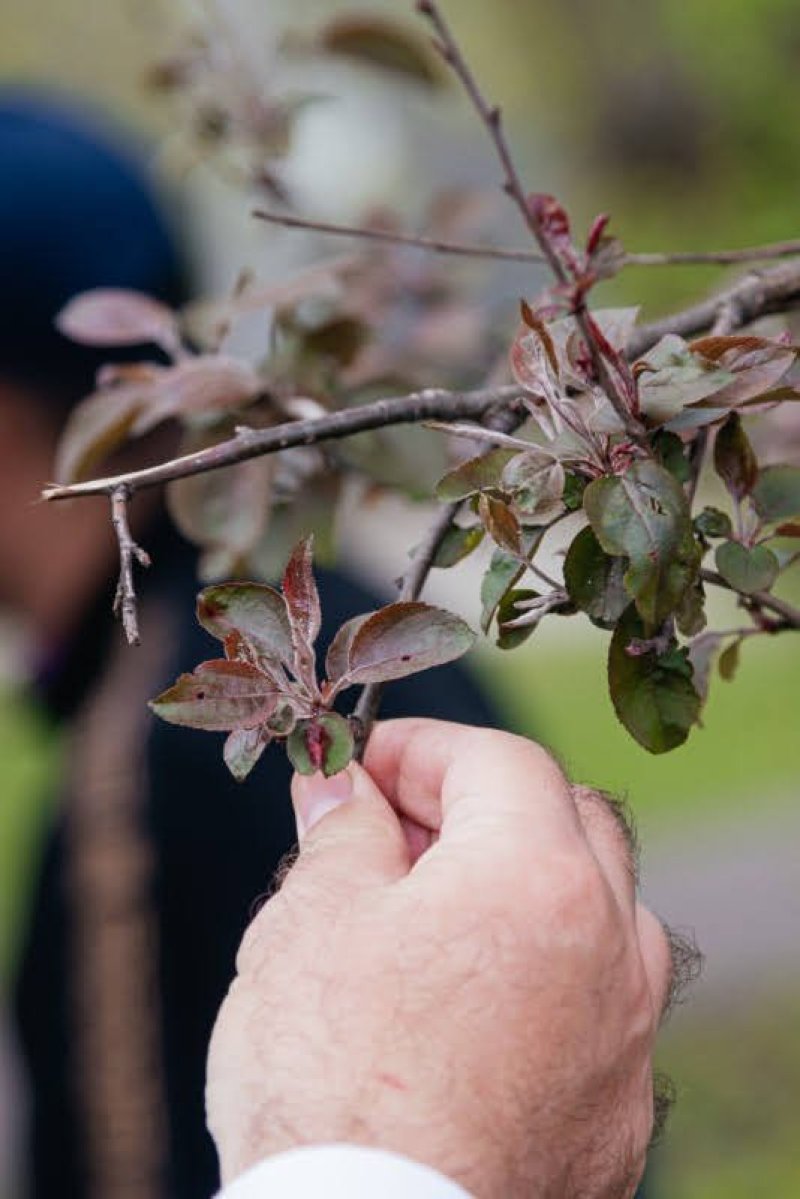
(1, 1, 799, 1197)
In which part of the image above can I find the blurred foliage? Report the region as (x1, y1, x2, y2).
(478, 610, 798, 839)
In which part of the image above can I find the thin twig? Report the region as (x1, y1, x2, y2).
(254, 207, 800, 271)
(352, 402, 529, 750)
(43, 385, 523, 503)
(254, 208, 546, 264)
(700, 568, 800, 629)
(629, 260, 800, 359)
(628, 241, 800, 267)
(416, 0, 645, 444)
(353, 500, 462, 751)
(109, 486, 151, 645)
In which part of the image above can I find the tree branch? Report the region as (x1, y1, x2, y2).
(629, 260, 800, 358)
(43, 385, 524, 503)
(43, 257, 800, 512)
(416, 0, 645, 444)
(110, 486, 151, 645)
(700, 568, 800, 629)
(352, 499, 462, 750)
(254, 206, 800, 272)
(253, 208, 546, 265)
(352, 400, 528, 751)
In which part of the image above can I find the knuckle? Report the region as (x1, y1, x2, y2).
(572, 785, 639, 882)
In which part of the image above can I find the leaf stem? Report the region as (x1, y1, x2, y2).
(253, 207, 800, 271)
(699, 568, 800, 629)
(109, 485, 151, 646)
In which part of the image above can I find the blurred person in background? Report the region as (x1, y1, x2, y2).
(0, 93, 496, 1199)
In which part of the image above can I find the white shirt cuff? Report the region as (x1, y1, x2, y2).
(217, 1144, 474, 1199)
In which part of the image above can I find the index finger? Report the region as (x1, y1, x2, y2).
(362, 718, 584, 853)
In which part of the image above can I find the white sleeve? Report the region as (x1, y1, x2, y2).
(217, 1145, 474, 1199)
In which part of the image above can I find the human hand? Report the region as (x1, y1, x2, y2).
(207, 719, 680, 1199)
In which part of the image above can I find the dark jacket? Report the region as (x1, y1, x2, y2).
(14, 529, 499, 1199)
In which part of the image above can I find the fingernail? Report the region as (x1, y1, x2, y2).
(293, 769, 353, 840)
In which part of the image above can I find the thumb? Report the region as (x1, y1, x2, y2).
(289, 761, 410, 892)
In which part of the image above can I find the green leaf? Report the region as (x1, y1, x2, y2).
(583, 460, 700, 627)
(435, 449, 515, 501)
(197, 583, 294, 669)
(637, 334, 735, 423)
(715, 541, 779, 595)
(287, 713, 355, 778)
(652, 430, 690, 484)
(562, 472, 587, 511)
(687, 633, 724, 705)
(223, 725, 272, 782)
(501, 450, 565, 520)
(694, 507, 733, 539)
(563, 526, 629, 629)
(149, 660, 279, 731)
(713, 413, 758, 500)
(608, 607, 701, 754)
(480, 550, 526, 633)
(496, 589, 540, 650)
(752, 465, 800, 523)
(718, 637, 743, 682)
(431, 524, 485, 569)
(674, 576, 707, 637)
(341, 602, 475, 685)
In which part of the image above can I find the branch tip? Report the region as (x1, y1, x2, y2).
(109, 486, 150, 646)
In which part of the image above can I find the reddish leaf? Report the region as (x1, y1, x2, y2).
(286, 712, 355, 778)
(325, 613, 371, 684)
(57, 288, 179, 350)
(435, 449, 515, 501)
(528, 194, 583, 277)
(586, 213, 611, 256)
(149, 660, 279, 731)
(282, 536, 322, 648)
(167, 427, 274, 578)
(342, 602, 475, 685)
(478, 493, 522, 555)
(197, 582, 294, 669)
(223, 725, 273, 781)
(317, 15, 443, 86)
(713, 413, 757, 500)
(690, 335, 796, 409)
(53, 384, 151, 484)
(132, 356, 262, 434)
(510, 319, 562, 402)
(520, 300, 559, 375)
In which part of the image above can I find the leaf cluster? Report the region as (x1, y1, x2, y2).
(150, 537, 474, 779)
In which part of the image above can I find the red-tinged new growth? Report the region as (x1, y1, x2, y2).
(150, 536, 476, 779)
